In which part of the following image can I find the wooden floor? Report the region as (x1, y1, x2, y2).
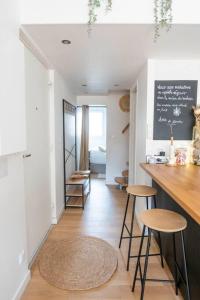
(22, 179, 183, 300)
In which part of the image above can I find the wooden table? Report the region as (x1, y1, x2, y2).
(141, 163, 200, 300)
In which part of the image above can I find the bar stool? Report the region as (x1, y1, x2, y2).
(132, 209, 190, 300)
(119, 185, 164, 271)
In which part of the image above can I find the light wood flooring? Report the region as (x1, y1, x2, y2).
(22, 179, 183, 300)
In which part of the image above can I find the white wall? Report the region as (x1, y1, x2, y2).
(50, 70, 76, 223)
(0, 155, 30, 300)
(0, 1, 30, 299)
(130, 64, 149, 216)
(77, 94, 129, 184)
(132, 59, 200, 219)
(0, 0, 26, 156)
(146, 59, 200, 156)
(20, 0, 200, 25)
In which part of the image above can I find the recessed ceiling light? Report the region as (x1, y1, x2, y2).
(61, 40, 71, 45)
(82, 84, 87, 87)
(114, 84, 119, 87)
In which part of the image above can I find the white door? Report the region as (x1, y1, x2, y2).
(24, 48, 51, 263)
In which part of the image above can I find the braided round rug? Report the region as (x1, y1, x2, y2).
(38, 236, 118, 290)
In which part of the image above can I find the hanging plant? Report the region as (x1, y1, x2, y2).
(154, 0, 173, 41)
(88, 0, 112, 33)
(88, 0, 100, 26)
(87, 0, 173, 41)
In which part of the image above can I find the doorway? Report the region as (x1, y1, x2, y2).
(76, 106, 107, 179)
(89, 106, 107, 178)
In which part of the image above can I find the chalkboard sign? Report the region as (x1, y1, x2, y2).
(153, 80, 198, 140)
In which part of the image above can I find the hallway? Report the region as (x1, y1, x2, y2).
(22, 179, 182, 300)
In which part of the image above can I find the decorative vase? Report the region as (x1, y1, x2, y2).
(168, 137, 176, 165)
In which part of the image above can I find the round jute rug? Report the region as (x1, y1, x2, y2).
(38, 236, 118, 290)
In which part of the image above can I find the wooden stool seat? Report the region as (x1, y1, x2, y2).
(140, 209, 187, 233)
(126, 185, 157, 197)
(115, 177, 128, 187)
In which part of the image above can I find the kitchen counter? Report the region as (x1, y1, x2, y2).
(141, 163, 200, 224)
(141, 163, 200, 299)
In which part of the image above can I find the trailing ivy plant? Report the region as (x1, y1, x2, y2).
(154, 0, 173, 41)
(88, 0, 172, 41)
(88, 0, 112, 34)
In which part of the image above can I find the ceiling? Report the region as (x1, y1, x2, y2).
(22, 24, 200, 95)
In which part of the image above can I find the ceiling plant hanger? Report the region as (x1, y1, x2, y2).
(88, 0, 173, 41)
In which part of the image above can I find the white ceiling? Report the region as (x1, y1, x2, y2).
(22, 24, 200, 95)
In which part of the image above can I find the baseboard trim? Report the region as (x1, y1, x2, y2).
(28, 225, 53, 268)
(52, 206, 64, 225)
(12, 270, 31, 300)
(51, 216, 58, 225)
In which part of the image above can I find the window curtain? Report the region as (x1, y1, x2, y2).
(79, 105, 89, 170)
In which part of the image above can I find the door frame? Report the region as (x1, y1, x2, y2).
(129, 84, 138, 184)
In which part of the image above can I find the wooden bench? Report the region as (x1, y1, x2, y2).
(65, 171, 91, 209)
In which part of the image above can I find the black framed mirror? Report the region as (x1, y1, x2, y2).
(62, 99, 77, 205)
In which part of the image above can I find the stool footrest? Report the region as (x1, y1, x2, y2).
(123, 223, 149, 239)
(136, 278, 174, 283)
(130, 253, 161, 258)
(121, 235, 148, 239)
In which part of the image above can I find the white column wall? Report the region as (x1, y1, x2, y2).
(0, 1, 29, 299)
(132, 59, 200, 222)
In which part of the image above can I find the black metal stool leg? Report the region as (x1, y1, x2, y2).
(132, 226, 146, 292)
(140, 228, 151, 300)
(127, 195, 136, 271)
(146, 196, 149, 210)
(82, 185, 84, 209)
(172, 233, 178, 295)
(153, 195, 164, 268)
(157, 232, 164, 268)
(180, 231, 191, 300)
(153, 195, 157, 208)
(119, 193, 130, 248)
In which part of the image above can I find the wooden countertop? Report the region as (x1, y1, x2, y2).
(141, 163, 200, 224)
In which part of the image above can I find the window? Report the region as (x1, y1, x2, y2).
(76, 106, 106, 151)
(89, 107, 106, 150)
(89, 111, 103, 137)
